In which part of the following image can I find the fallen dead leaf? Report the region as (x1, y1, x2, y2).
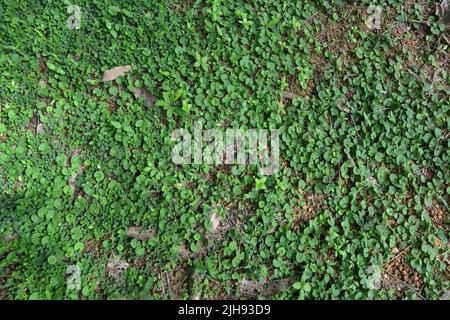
(36, 123, 44, 134)
(238, 278, 265, 296)
(68, 149, 83, 192)
(69, 166, 83, 191)
(210, 212, 221, 232)
(282, 91, 300, 100)
(133, 87, 156, 107)
(3, 234, 17, 242)
(238, 277, 296, 297)
(440, 0, 450, 25)
(101, 65, 131, 82)
(261, 277, 296, 297)
(368, 176, 378, 187)
(107, 254, 130, 280)
(126, 226, 156, 241)
(178, 243, 206, 259)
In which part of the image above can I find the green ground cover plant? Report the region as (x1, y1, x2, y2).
(0, 0, 449, 300)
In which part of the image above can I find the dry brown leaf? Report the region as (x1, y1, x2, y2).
(101, 65, 131, 82)
(238, 279, 265, 295)
(133, 87, 156, 107)
(107, 254, 130, 280)
(69, 166, 83, 191)
(368, 176, 378, 187)
(282, 91, 300, 100)
(178, 244, 192, 259)
(440, 1, 450, 25)
(36, 123, 44, 134)
(210, 212, 221, 232)
(178, 243, 205, 259)
(126, 226, 156, 241)
(238, 277, 296, 297)
(68, 149, 83, 191)
(3, 234, 17, 242)
(261, 277, 295, 296)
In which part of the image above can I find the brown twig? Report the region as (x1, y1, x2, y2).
(383, 243, 414, 268)
(408, 19, 431, 27)
(383, 270, 425, 300)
